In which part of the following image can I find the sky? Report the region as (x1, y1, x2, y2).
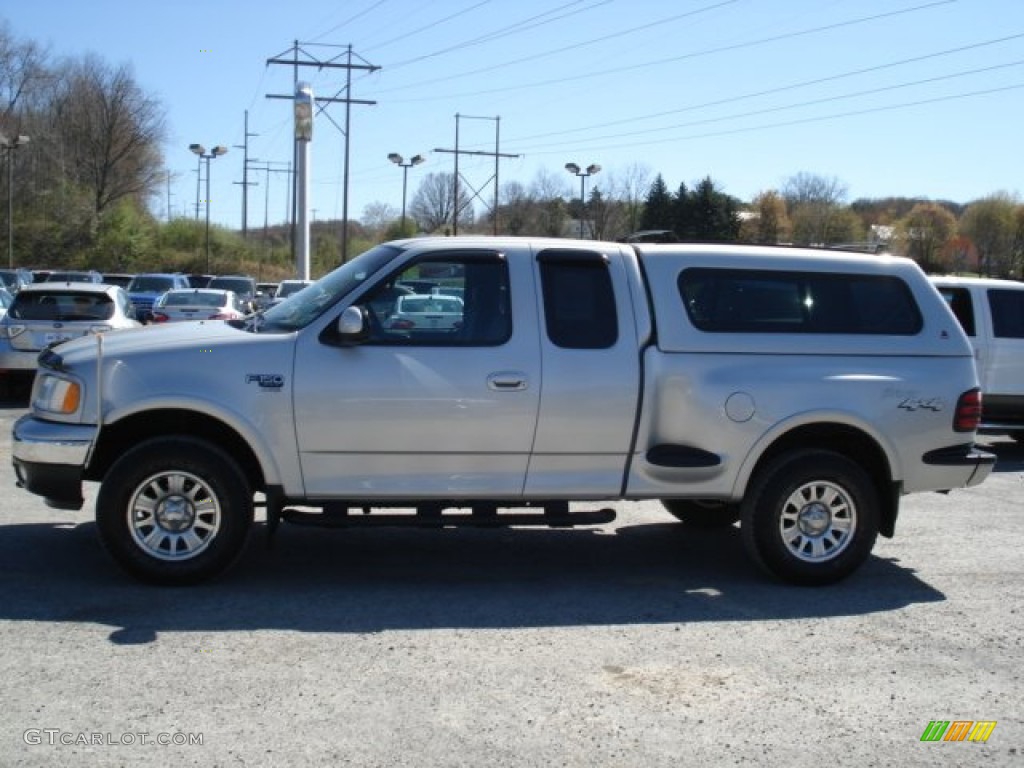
(3, 0, 1023, 230)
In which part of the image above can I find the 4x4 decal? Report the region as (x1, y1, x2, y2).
(898, 397, 944, 412)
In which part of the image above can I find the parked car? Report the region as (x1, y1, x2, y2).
(208, 275, 257, 313)
(187, 274, 214, 288)
(0, 268, 34, 293)
(150, 289, 248, 323)
(101, 273, 135, 289)
(45, 270, 102, 283)
(126, 273, 191, 322)
(0, 282, 140, 375)
(930, 275, 1024, 441)
(270, 279, 314, 306)
(386, 293, 465, 332)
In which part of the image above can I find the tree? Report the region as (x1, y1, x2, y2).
(639, 174, 672, 231)
(409, 172, 474, 233)
(742, 190, 790, 244)
(671, 182, 693, 240)
(361, 201, 398, 237)
(959, 193, 1019, 277)
(782, 172, 848, 245)
(899, 202, 957, 273)
(688, 176, 740, 242)
(619, 162, 651, 235)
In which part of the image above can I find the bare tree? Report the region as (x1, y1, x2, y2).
(53, 55, 166, 222)
(409, 172, 473, 233)
(782, 172, 849, 245)
(618, 162, 651, 235)
(0, 21, 48, 122)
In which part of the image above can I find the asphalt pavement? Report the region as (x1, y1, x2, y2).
(0, 389, 1020, 767)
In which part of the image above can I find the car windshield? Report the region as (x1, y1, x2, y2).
(128, 276, 175, 292)
(161, 291, 228, 308)
(241, 243, 404, 333)
(209, 277, 254, 295)
(11, 292, 114, 321)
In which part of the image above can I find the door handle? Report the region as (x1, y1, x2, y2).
(487, 372, 528, 391)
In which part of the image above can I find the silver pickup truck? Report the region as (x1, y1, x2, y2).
(12, 237, 994, 586)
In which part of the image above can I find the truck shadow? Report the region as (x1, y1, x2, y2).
(0, 518, 943, 645)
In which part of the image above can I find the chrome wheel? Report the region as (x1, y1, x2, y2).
(128, 470, 222, 562)
(779, 480, 856, 563)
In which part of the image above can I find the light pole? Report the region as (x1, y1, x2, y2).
(189, 143, 228, 273)
(565, 162, 601, 238)
(2, 133, 30, 269)
(388, 153, 425, 233)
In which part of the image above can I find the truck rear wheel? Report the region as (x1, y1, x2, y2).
(741, 450, 879, 586)
(661, 499, 740, 528)
(96, 437, 253, 585)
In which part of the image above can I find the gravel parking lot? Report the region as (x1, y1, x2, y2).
(0, 391, 1020, 767)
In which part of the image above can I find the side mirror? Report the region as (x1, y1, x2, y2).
(336, 305, 370, 345)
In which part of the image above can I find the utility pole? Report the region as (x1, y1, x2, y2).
(234, 110, 259, 238)
(435, 114, 518, 236)
(266, 41, 379, 263)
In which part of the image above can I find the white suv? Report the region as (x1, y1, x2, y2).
(930, 275, 1024, 440)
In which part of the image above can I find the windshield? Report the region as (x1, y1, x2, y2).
(245, 243, 405, 333)
(128, 276, 175, 292)
(209, 277, 254, 295)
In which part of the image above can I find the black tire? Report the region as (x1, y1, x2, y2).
(740, 450, 879, 586)
(96, 436, 254, 585)
(661, 499, 740, 529)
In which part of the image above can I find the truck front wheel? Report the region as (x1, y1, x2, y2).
(96, 437, 254, 585)
(741, 450, 879, 586)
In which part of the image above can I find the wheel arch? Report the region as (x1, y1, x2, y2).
(85, 408, 268, 493)
(735, 418, 901, 538)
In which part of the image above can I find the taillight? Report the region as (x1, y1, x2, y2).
(390, 318, 415, 330)
(151, 313, 169, 323)
(954, 388, 982, 432)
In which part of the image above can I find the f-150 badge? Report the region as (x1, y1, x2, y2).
(246, 374, 285, 389)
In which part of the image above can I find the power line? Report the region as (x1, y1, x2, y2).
(520, 82, 1024, 157)
(384, 0, 610, 71)
(378, 0, 736, 93)
(508, 59, 1024, 154)
(503, 32, 1024, 145)
(384, 0, 958, 100)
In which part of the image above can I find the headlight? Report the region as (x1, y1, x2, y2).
(33, 374, 82, 415)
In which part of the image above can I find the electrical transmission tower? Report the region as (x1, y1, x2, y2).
(266, 40, 379, 263)
(434, 114, 519, 236)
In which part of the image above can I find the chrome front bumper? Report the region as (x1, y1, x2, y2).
(12, 415, 97, 510)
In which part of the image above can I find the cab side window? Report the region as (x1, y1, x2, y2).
(538, 250, 618, 349)
(361, 253, 511, 346)
(988, 289, 1024, 339)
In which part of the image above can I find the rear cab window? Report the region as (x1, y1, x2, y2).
(678, 268, 923, 335)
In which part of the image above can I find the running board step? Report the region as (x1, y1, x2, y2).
(280, 504, 616, 529)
